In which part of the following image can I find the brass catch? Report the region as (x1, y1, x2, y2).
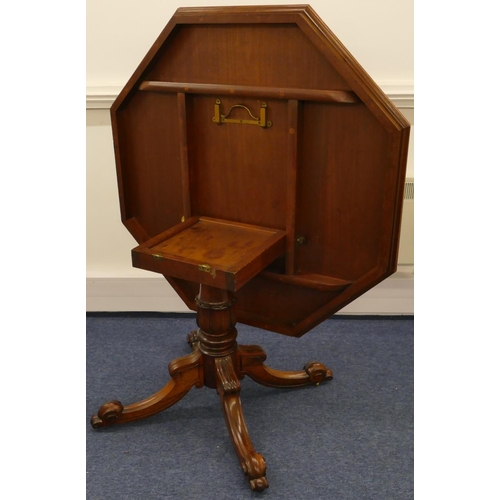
(198, 264, 217, 278)
(152, 253, 163, 260)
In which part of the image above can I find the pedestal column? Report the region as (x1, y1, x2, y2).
(195, 285, 238, 388)
(194, 284, 268, 491)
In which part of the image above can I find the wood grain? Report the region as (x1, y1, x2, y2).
(140, 81, 360, 103)
(131, 217, 286, 292)
(99, 5, 412, 493)
(110, 4, 410, 335)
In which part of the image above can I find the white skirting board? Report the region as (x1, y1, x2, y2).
(86, 267, 414, 315)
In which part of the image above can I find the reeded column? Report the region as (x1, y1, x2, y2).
(195, 285, 238, 388)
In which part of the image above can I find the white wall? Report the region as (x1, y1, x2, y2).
(87, 0, 413, 91)
(86, 0, 414, 313)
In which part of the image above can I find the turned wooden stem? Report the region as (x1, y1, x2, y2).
(195, 285, 238, 389)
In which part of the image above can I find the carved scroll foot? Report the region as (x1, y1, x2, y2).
(237, 344, 333, 388)
(91, 349, 203, 428)
(215, 355, 269, 492)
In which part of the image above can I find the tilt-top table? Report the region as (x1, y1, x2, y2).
(90, 5, 410, 492)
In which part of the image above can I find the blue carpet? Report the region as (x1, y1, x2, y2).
(87, 315, 413, 499)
